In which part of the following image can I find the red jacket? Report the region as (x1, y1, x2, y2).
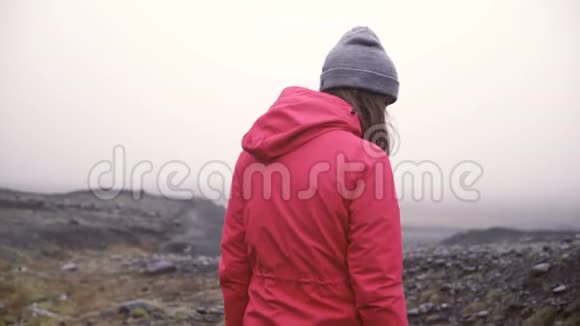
(219, 86, 407, 326)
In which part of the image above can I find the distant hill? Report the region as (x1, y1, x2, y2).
(402, 226, 461, 247)
(441, 227, 578, 246)
(0, 188, 225, 259)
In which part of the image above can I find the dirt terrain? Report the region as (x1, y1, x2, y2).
(0, 189, 225, 325)
(0, 189, 578, 325)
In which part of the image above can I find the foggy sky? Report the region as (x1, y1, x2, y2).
(1, 0, 579, 229)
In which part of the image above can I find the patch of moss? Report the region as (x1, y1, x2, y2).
(523, 306, 558, 326)
(38, 299, 73, 315)
(485, 288, 503, 302)
(25, 317, 59, 326)
(419, 286, 440, 303)
(130, 307, 150, 319)
(562, 312, 580, 326)
(0, 277, 32, 320)
(463, 301, 487, 316)
(171, 307, 193, 321)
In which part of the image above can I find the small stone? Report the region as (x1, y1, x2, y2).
(58, 293, 68, 301)
(433, 258, 447, 267)
(80, 202, 95, 209)
(462, 265, 477, 273)
(418, 303, 434, 314)
(542, 245, 551, 252)
(426, 314, 448, 323)
(145, 260, 176, 276)
(552, 284, 567, 294)
(145, 211, 160, 218)
(407, 308, 419, 316)
(61, 262, 78, 272)
(440, 284, 454, 292)
(562, 253, 570, 260)
(110, 255, 123, 261)
(507, 302, 527, 313)
(29, 303, 59, 318)
(476, 310, 489, 318)
(0, 302, 6, 311)
(531, 262, 550, 276)
(17, 266, 28, 272)
(416, 273, 428, 281)
(440, 303, 452, 310)
(561, 244, 571, 250)
(209, 305, 224, 314)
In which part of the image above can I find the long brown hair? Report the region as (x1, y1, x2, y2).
(324, 88, 395, 155)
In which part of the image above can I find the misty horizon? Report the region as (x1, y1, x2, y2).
(1, 1, 579, 230)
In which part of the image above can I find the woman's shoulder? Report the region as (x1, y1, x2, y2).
(317, 129, 390, 165)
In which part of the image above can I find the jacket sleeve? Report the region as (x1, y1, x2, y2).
(219, 154, 251, 326)
(347, 155, 408, 326)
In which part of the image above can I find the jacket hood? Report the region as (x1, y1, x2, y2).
(242, 87, 362, 161)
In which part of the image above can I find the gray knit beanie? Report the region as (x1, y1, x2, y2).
(320, 26, 399, 103)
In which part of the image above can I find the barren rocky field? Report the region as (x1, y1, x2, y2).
(0, 189, 578, 325)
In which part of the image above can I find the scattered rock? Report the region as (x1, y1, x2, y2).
(426, 314, 448, 323)
(531, 262, 550, 276)
(61, 262, 78, 272)
(145, 260, 177, 276)
(440, 283, 454, 292)
(145, 210, 160, 218)
(561, 243, 571, 250)
(194, 255, 218, 266)
(562, 253, 570, 260)
(433, 258, 447, 268)
(194, 304, 225, 323)
(523, 305, 558, 325)
(462, 265, 477, 273)
(211, 305, 224, 314)
(552, 284, 567, 294)
(407, 308, 419, 316)
(119, 300, 161, 317)
(565, 298, 580, 314)
(476, 310, 489, 318)
(416, 273, 428, 281)
(507, 302, 527, 313)
(418, 303, 434, 314)
(80, 202, 95, 210)
(29, 303, 59, 318)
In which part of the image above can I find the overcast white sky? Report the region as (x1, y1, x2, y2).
(1, 0, 579, 228)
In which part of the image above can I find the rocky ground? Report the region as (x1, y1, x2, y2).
(0, 189, 578, 325)
(0, 189, 226, 325)
(404, 232, 580, 326)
